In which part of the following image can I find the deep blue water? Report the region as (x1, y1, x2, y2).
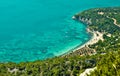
(0, 0, 120, 63)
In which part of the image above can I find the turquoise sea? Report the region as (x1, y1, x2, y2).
(0, 0, 120, 63)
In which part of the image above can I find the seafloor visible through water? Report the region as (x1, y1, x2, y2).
(0, 0, 120, 63)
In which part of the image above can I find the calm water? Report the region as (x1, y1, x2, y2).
(0, 0, 120, 63)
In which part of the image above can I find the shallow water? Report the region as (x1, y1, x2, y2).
(0, 0, 120, 63)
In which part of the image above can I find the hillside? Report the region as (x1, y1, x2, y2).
(0, 7, 120, 76)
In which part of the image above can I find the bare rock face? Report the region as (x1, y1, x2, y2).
(78, 17, 92, 25)
(72, 16, 76, 20)
(72, 15, 92, 25)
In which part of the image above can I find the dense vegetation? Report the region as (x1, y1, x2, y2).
(0, 54, 97, 76)
(75, 7, 120, 34)
(75, 7, 120, 76)
(90, 50, 120, 76)
(0, 7, 120, 76)
(75, 7, 120, 54)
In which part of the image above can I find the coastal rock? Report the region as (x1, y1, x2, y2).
(79, 17, 92, 25)
(72, 16, 76, 20)
(73, 15, 92, 25)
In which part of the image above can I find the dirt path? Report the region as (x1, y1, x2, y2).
(80, 67, 97, 76)
(112, 18, 120, 27)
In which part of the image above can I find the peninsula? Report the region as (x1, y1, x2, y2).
(0, 7, 120, 76)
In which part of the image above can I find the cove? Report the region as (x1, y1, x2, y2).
(0, 0, 120, 63)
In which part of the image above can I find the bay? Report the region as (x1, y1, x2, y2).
(0, 0, 120, 62)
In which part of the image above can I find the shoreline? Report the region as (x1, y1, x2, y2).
(59, 27, 104, 57)
(73, 28, 104, 52)
(70, 16, 104, 53)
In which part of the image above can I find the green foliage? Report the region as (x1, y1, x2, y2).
(0, 7, 120, 76)
(90, 50, 120, 76)
(75, 7, 120, 34)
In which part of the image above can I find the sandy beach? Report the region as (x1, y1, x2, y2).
(72, 28, 104, 52)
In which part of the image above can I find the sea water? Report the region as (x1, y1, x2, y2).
(0, 0, 120, 63)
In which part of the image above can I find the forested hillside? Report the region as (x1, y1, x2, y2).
(0, 7, 120, 76)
